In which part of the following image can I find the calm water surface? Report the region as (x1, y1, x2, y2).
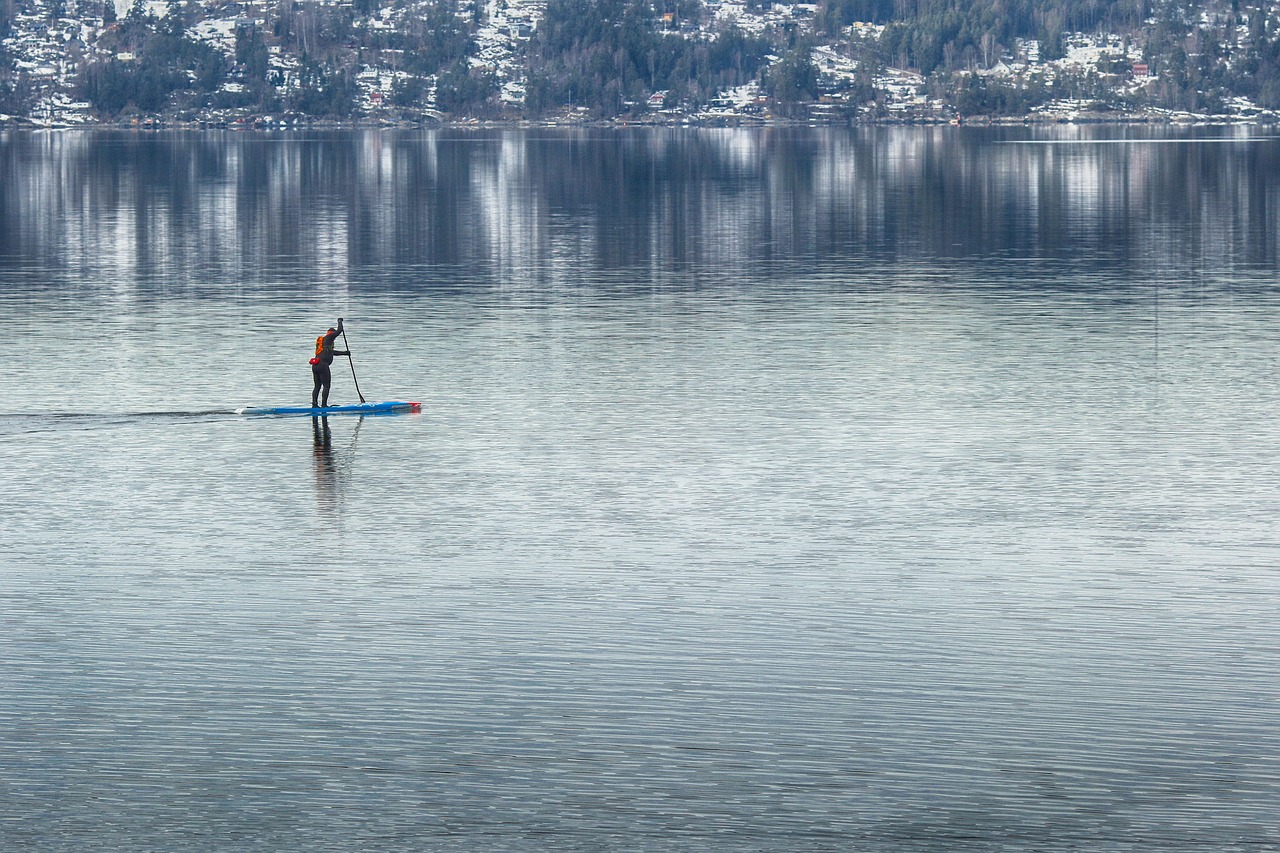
(2, 126, 1279, 851)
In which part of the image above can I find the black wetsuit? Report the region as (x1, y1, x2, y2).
(311, 327, 350, 408)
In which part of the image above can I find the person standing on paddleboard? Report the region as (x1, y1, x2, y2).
(310, 318, 350, 408)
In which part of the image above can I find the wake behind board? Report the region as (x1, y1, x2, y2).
(236, 401, 421, 416)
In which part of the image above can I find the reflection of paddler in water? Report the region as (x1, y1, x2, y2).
(311, 414, 365, 511)
(312, 415, 337, 508)
(310, 318, 350, 408)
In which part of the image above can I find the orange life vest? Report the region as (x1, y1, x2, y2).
(310, 334, 328, 365)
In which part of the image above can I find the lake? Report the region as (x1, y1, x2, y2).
(1, 126, 1278, 851)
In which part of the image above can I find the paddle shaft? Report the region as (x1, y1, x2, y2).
(340, 327, 366, 403)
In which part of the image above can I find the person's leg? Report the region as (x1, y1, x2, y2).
(312, 367, 324, 407)
(321, 371, 332, 407)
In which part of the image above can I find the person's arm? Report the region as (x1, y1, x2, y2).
(333, 350, 350, 357)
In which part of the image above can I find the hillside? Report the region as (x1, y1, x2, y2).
(2, 0, 1279, 125)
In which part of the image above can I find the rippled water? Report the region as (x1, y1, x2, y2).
(2, 127, 1279, 851)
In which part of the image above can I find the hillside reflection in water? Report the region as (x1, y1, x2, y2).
(3, 126, 1278, 293)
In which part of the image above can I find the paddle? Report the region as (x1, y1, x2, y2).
(339, 319, 366, 403)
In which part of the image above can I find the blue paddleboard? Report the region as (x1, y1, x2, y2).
(236, 401, 421, 416)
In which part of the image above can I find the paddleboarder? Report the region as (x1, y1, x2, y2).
(310, 318, 350, 408)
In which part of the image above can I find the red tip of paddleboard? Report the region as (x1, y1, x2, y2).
(409, 402, 422, 411)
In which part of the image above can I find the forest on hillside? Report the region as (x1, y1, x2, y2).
(5, 0, 1280, 119)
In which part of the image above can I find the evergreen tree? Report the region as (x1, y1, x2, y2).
(79, 7, 226, 116)
(767, 39, 818, 114)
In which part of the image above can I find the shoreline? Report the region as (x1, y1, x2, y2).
(5, 108, 1278, 132)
